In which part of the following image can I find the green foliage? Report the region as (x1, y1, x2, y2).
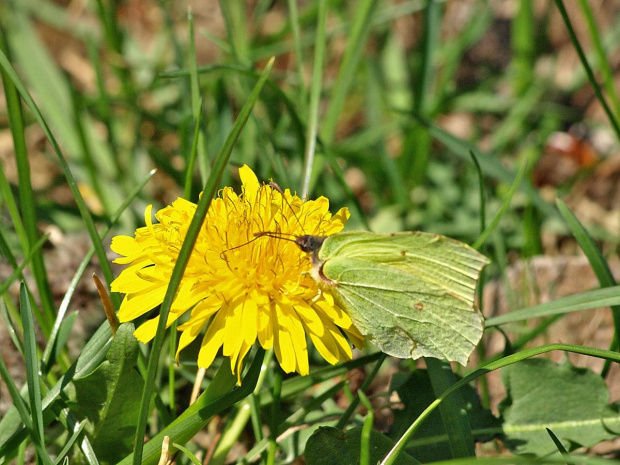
(305, 426, 418, 465)
(389, 370, 500, 462)
(1, 0, 620, 463)
(499, 358, 619, 456)
(70, 324, 144, 463)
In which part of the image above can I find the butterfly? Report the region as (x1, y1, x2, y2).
(293, 230, 489, 365)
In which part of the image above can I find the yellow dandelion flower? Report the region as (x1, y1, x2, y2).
(110, 165, 364, 381)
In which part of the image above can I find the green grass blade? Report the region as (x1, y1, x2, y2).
(20, 284, 44, 443)
(433, 7, 491, 103)
(556, 198, 619, 299)
(0, 228, 19, 271)
(219, 0, 249, 64)
(5, 7, 120, 197)
(188, 9, 200, 117)
(556, 198, 620, 376)
(511, 0, 534, 94)
(259, 351, 382, 406)
(486, 284, 620, 327)
(0, 322, 113, 457)
(426, 358, 475, 458)
(0, 154, 28, 253)
(155, 0, 184, 67)
(422, 120, 558, 219)
(546, 427, 570, 457)
(85, 36, 121, 177)
(0, 234, 49, 297)
(321, 147, 371, 231)
(359, 391, 374, 465)
(300, 0, 327, 198)
(207, 357, 372, 462)
(286, 0, 307, 112)
(131, 57, 275, 465)
(406, 457, 620, 465)
(554, 0, 620, 141)
(469, 151, 487, 243)
(0, 344, 40, 456)
(366, 63, 409, 208)
(0, 298, 24, 357)
(197, 28, 232, 54)
(266, 370, 282, 465)
(251, 1, 426, 62)
(67, 81, 112, 216)
(0, 347, 381, 458)
(161, 65, 307, 155)
(413, 0, 441, 116)
(93, 0, 133, 99)
(0, 25, 55, 334)
(473, 155, 530, 250)
(421, 118, 515, 181)
(187, 9, 209, 185)
(169, 443, 202, 465)
(335, 353, 386, 430)
(320, 0, 379, 145)
(4, 10, 78, 156)
(0, 38, 119, 307)
(19, 283, 53, 465)
(488, 85, 545, 153)
(184, 99, 203, 199)
(210, 400, 254, 465)
(245, 381, 347, 461)
(577, 0, 620, 120)
(122, 351, 263, 465)
(53, 421, 87, 465)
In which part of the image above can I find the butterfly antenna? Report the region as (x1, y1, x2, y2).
(253, 231, 297, 242)
(219, 235, 262, 261)
(269, 181, 283, 193)
(268, 181, 307, 234)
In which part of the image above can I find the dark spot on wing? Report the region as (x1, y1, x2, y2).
(414, 302, 424, 311)
(400, 250, 406, 256)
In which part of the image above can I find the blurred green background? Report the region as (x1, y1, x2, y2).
(2, 0, 619, 244)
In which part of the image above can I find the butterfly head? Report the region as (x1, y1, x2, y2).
(294, 235, 327, 254)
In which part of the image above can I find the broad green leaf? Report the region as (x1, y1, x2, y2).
(499, 358, 619, 456)
(305, 426, 419, 465)
(389, 370, 500, 462)
(425, 357, 474, 459)
(306, 231, 489, 364)
(71, 323, 145, 463)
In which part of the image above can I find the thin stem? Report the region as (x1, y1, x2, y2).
(301, 0, 328, 199)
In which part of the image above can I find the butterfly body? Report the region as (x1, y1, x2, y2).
(299, 231, 489, 365)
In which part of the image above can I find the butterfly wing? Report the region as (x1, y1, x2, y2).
(318, 231, 489, 364)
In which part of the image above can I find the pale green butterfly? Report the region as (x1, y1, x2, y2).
(291, 231, 489, 365)
(261, 182, 489, 365)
